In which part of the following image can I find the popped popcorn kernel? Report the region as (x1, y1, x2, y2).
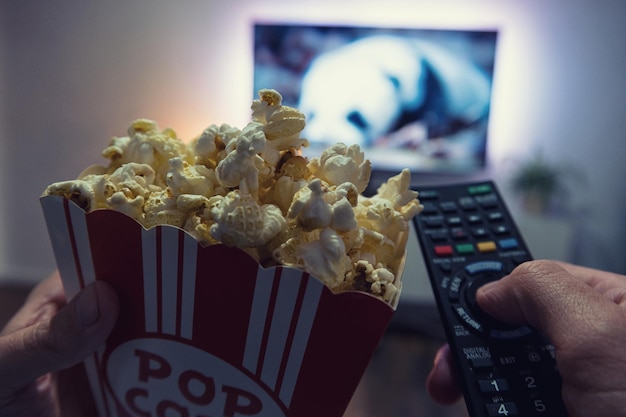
(102, 119, 190, 186)
(343, 260, 400, 304)
(288, 179, 333, 231)
(263, 106, 307, 141)
(215, 123, 267, 196)
(252, 89, 283, 123)
(308, 143, 372, 193)
(209, 190, 286, 248)
(292, 227, 353, 289)
(193, 123, 240, 168)
(166, 157, 215, 197)
(143, 188, 187, 229)
(258, 88, 283, 107)
(373, 168, 422, 220)
(276, 152, 309, 180)
(44, 180, 98, 212)
(107, 189, 145, 221)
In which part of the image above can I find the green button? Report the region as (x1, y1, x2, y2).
(468, 184, 493, 195)
(456, 243, 475, 254)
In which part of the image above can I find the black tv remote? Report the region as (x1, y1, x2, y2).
(412, 181, 568, 417)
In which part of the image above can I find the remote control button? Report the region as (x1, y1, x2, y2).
(464, 274, 530, 337)
(498, 238, 519, 250)
(469, 356, 494, 368)
(467, 214, 483, 224)
(472, 227, 489, 237)
(493, 225, 509, 235)
(478, 378, 510, 393)
(489, 327, 533, 339)
(453, 304, 484, 333)
(440, 276, 451, 291)
(451, 228, 468, 240)
(439, 201, 458, 212)
(487, 212, 504, 222)
(477, 241, 497, 253)
(486, 402, 519, 416)
(424, 215, 445, 227)
(521, 346, 556, 365)
(475, 193, 499, 208)
(417, 190, 440, 200)
(434, 245, 454, 257)
(465, 261, 503, 275)
(467, 184, 493, 195)
(421, 202, 439, 214)
(429, 232, 448, 242)
(456, 243, 475, 254)
(472, 227, 489, 238)
(447, 216, 463, 226)
(448, 276, 464, 301)
(458, 196, 478, 210)
(464, 275, 501, 326)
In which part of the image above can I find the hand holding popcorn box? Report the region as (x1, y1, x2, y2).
(41, 89, 422, 417)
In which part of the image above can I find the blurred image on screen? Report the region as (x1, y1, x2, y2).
(253, 23, 498, 177)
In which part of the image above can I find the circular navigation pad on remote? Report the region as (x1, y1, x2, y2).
(452, 261, 532, 339)
(464, 273, 517, 331)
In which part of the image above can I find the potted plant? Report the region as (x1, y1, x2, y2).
(508, 151, 583, 215)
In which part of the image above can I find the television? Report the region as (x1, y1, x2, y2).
(253, 23, 499, 192)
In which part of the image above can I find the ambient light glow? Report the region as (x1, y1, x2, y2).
(158, 0, 546, 172)
(226, 1, 545, 176)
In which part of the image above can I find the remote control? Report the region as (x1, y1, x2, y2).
(412, 181, 568, 417)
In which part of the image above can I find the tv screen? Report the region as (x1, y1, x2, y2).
(253, 23, 498, 184)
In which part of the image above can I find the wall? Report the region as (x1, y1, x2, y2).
(0, 22, 6, 276)
(1, 0, 625, 284)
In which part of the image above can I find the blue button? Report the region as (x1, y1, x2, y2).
(499, 238, 519, 250)
(465, 261, 503, 275)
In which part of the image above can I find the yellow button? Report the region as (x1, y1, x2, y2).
(477, 241, 497, 252)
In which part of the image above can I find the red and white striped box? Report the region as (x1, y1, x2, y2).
(41, 195, 399, 417)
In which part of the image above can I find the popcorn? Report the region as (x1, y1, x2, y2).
(166, 157, 216, 197)
(352, 260, 400, 304)
(208, 190, 286, 248)
(44, 179, 99, 212)
(293, 227, 353, 288)
(43, 89, 422, 303)
(143, 188, 186, 228)
(102, 119, 190, 186)
(288, 179, 334, 231)
(215, 122, 267, 196)
(252, 89, 309, 166)
(308, 142, 371, 193)
(193, 123, 240, 168)
(287, 179, 358, 233)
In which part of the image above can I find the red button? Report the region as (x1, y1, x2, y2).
(434, 245, 454, 256)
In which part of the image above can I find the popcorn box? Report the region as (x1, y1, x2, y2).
(41, 195, 401, 417)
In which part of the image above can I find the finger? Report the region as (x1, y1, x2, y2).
(0, 281, 119, 392)
(476, 260, 624, 349)
(1, 272, 66, 336)
(426, 344, 463, 405)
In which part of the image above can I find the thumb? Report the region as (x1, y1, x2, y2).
(476, 260, 616, 348)
(0, 281, 118, 391)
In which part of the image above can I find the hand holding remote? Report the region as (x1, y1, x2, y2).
(427, 260, 626, 417)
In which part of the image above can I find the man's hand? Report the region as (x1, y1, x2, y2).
(0, 272, 118, 416)
(426, 260, 626, 417)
